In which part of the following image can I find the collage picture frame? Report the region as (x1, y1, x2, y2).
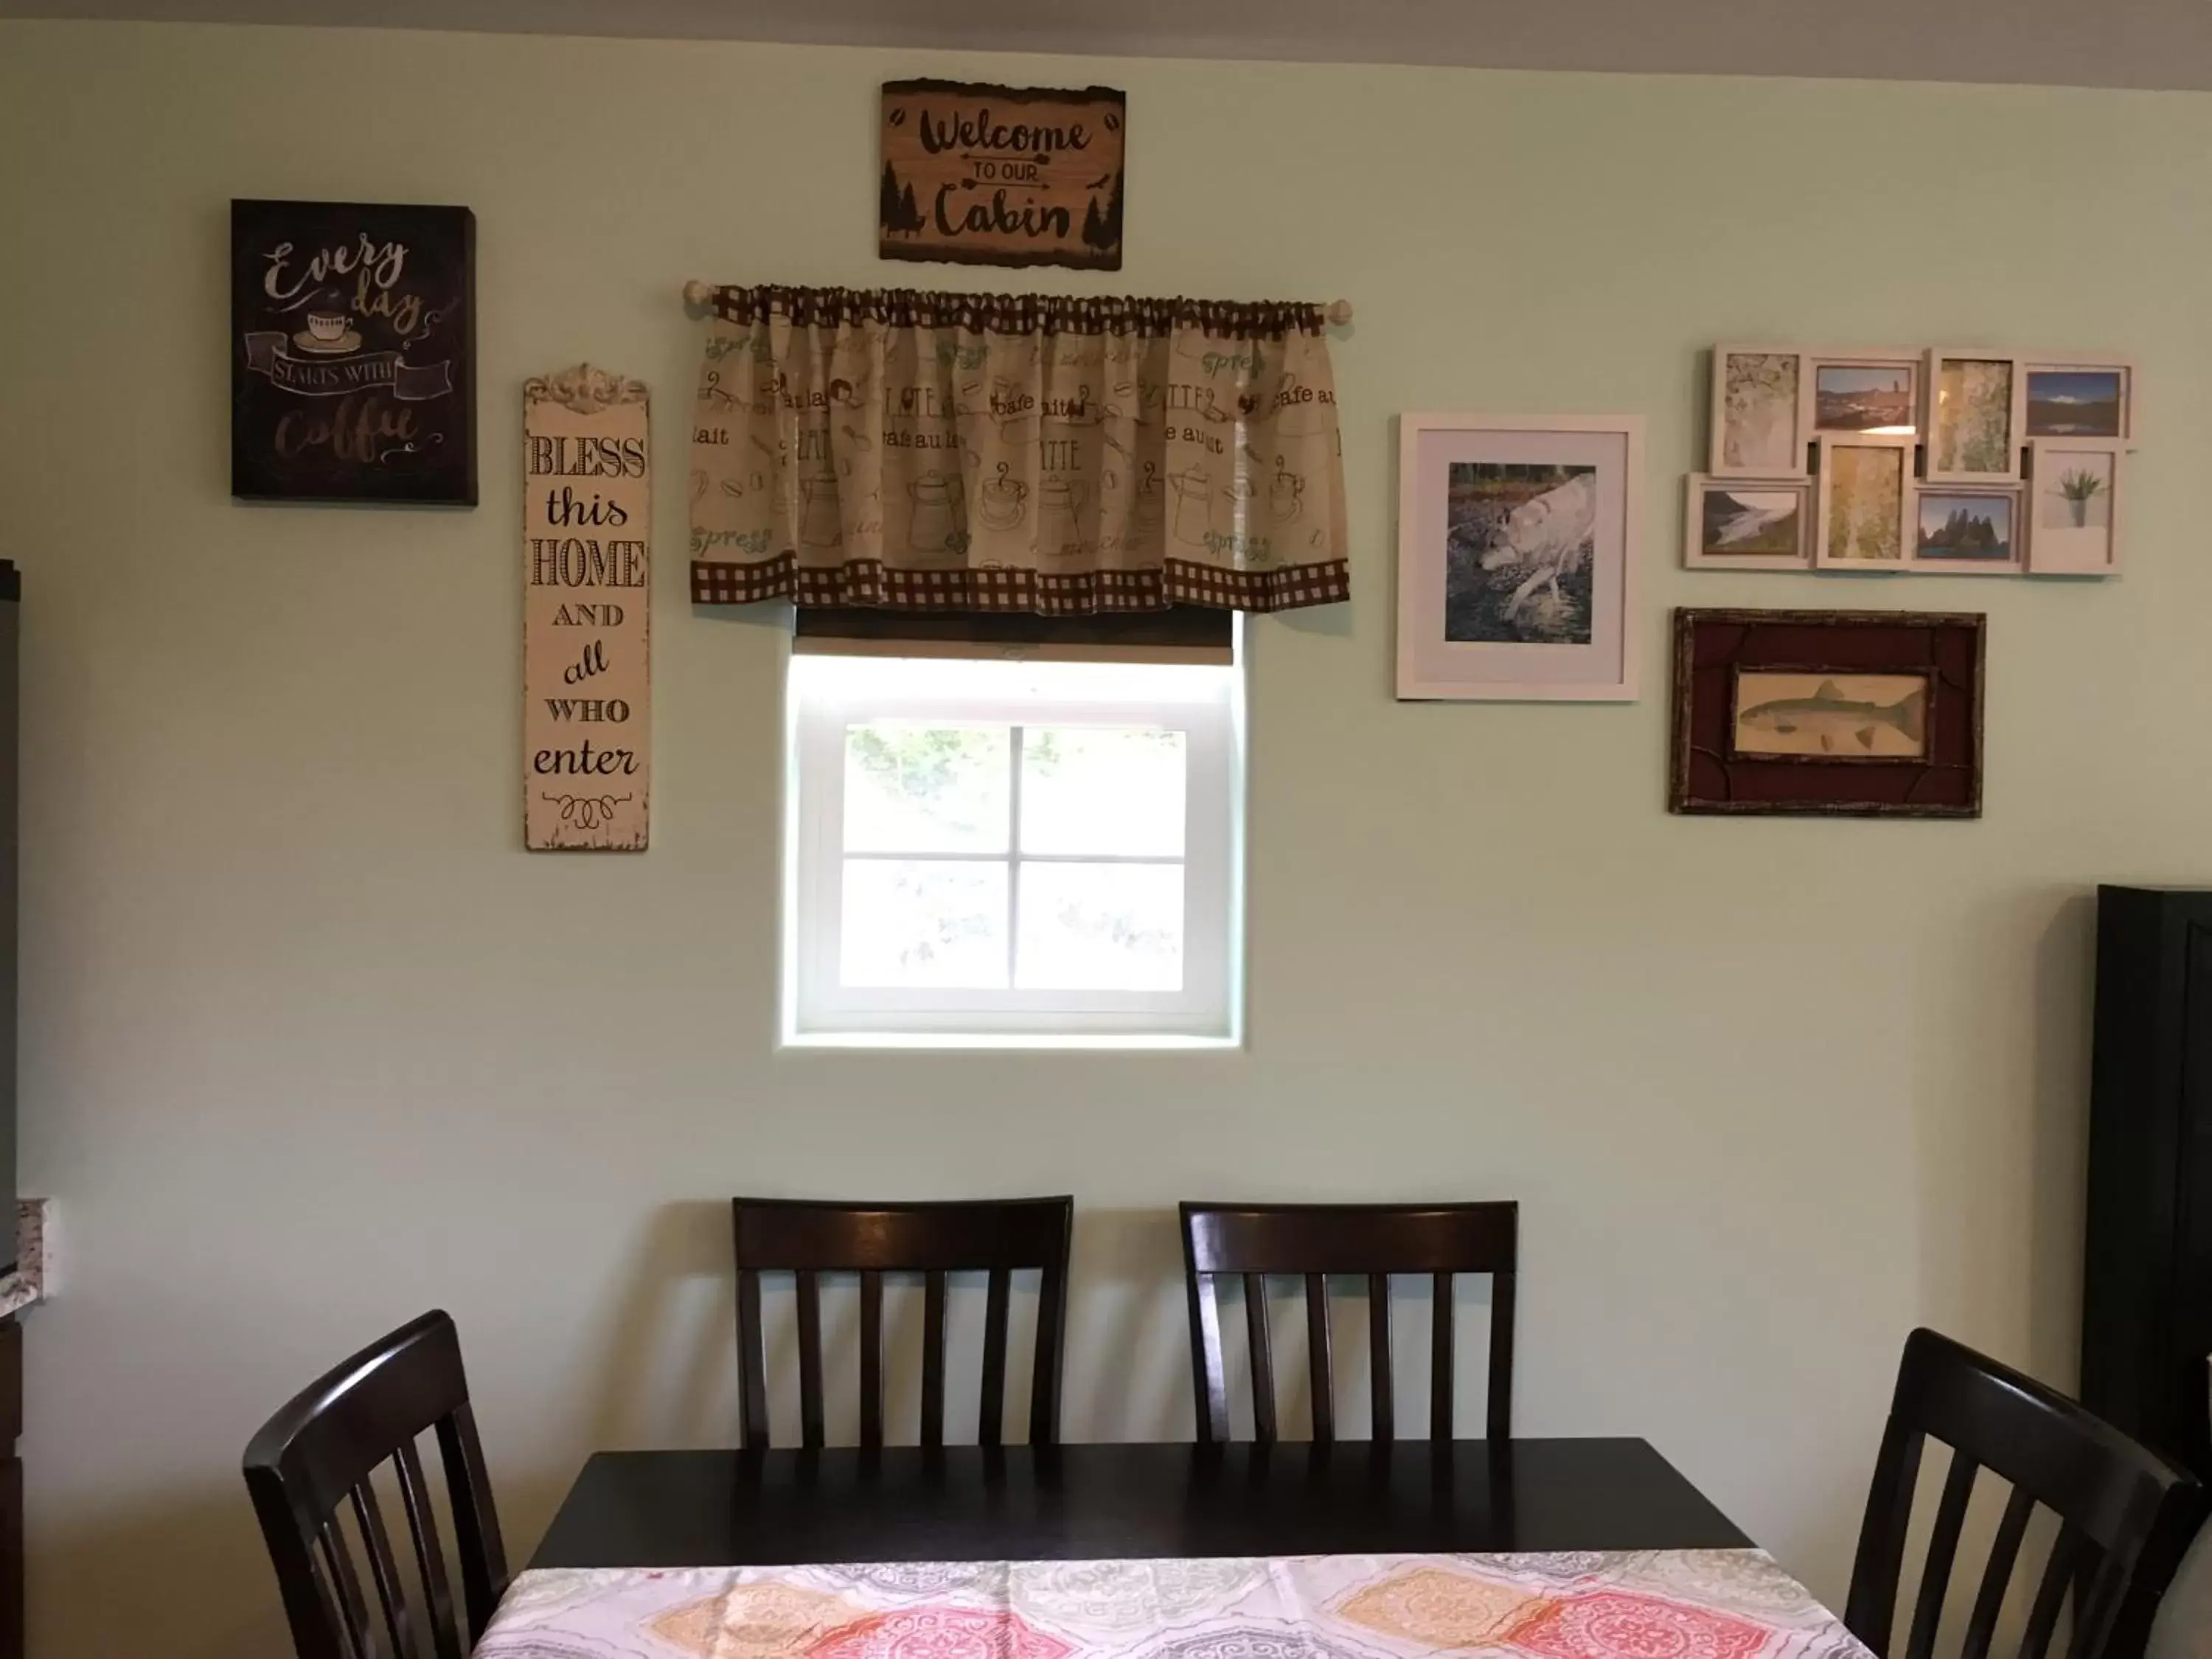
(1694, 344, 2134, 580)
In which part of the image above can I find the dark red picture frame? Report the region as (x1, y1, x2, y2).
(1670, 608, 1985, 817)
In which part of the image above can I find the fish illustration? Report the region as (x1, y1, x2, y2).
(1738, 679, 1924, 753)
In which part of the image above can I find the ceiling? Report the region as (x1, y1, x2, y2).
(7, 0, 2212, 91)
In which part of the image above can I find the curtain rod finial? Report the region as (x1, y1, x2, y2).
(1324, 299, 1354, 327)
(683, 279, 714, 310)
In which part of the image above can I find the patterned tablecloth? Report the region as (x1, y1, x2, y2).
(476, 1551, 1874, 1659)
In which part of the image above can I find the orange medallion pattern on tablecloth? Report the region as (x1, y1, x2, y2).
(1506, 1592, 1773, 1659)
(653, 1580, 867, 1659)
(810, 1605, 1076, 1659)
(1338, 1565, 1544, 1648)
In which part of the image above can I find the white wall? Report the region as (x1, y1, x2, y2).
(1, 21, 2205, 1658)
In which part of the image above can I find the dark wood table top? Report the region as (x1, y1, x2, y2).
(529, 1439, 1750, 1569)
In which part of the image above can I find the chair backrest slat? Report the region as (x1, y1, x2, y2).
(1903, 1453, 1979, 1659)
(349, 1481, 416, 1659)
(2022, 1525, 2086, 1659)
(1960, 1485, 2036, 1659)
(1245, 1275, 1278, 1444)
(731, 1197, 1074, 1449)
(1368, 1273, 1394, 1441)
(794, 1270, 827, 1450)
(921, 1268, 948, 1447)
(1180, 1201, 1517, 1444)
(389, 1441, 461, 1659)
(245, 1312, 508, 1659)
(1304, 1275, 1334, 1441)
(1843, 1328, 2194, 1659)
(858, 1269, 886, 1450)
(979, 1266, 1012, 1447)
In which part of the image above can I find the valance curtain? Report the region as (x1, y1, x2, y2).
(689, 285, 1350, 616)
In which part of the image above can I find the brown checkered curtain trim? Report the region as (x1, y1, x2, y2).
(690, 282, 1350, 618)
(709, 285, 1324, 338)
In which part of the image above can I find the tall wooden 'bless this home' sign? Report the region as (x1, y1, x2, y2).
(523, 366, 651, 852)
(879, 79, 1126, 270)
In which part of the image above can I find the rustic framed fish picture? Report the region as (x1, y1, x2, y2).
(1669, 608, 1985, 816)
(1397, 413, 1643, 701)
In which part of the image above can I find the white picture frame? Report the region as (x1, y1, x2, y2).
(1397, 413, 1643, 702)
(1813, 434, 1913, 571)
(2022, 357, 2134, 445)
(1926, 348, 2026, 484)
(1709, 347, 1807, 478)
(1683, 475, 1812, 571)
(2023, 440, 2125, 576)
(1802, 348, 1921, 442)
(1905, 481, 2024, 577)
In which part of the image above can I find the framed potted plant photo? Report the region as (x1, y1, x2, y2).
(1905, 483, 2023, 576)
(1669, 608, 1986, 817)
(1813, 434, 1913, 570)
(1683, 476, 1812, 570)
(1397, 414, 1643, 701)
(2023, 358, 2132, 444)
(1709, 347, 1806, 478)
(1926, 349, 2025, 484)
(2024, 442, 2125, 575)
(1804, 350, 1919, 441)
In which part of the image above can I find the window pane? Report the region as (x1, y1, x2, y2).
(844, 725, 1009, 853)
(1019, 728, 1187, 856)
(1016, 862, 1184, 990)
(842, 860, 1009, 987)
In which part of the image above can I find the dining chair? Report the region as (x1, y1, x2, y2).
(1844, 1326, 2194, 1659)
(1178, 1199, 1517, 1444)
(242, 1310, 508, 1659)
(731, 1194, 1074, 1448)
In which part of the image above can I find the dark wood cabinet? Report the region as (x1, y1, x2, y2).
(2085, 885, 2212, 1480)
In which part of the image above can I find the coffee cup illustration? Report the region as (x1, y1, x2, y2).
(978, 462, 1029, 531)
(1169, 465, 1212, 543)
(292, 310, 361, 355)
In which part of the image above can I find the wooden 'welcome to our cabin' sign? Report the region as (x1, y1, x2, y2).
(879, 79, 1125, 271)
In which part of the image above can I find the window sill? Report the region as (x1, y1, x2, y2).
(780, 1031, 1241, 1053)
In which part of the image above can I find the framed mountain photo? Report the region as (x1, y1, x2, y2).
(231, 198, 476, 504)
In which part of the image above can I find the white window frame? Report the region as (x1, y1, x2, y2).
(784, 653, 1242, 1047)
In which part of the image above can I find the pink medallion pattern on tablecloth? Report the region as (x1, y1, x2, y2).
(474, 1550, 1873, 1659)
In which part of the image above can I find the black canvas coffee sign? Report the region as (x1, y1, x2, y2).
(231, 199, 476, 504)
(880, 80, 1125, 271)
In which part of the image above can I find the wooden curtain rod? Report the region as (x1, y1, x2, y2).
(679, 279, 1352, 326)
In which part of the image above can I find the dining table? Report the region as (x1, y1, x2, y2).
(493, 1441, 1871, 1659)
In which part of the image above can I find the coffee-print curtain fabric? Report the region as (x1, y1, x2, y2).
(689, 285, 1349, 615)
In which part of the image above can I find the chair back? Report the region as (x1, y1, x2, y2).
(731, 1195, 1074, 1448)
(242, 1310, 507, 1659)
(1179, 1200, 1517, 1443)
(1846, 1326, 2194, 1659)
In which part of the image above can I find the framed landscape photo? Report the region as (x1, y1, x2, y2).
(1813, 434, 1913, 570)
(1397, 413, 1642, 701)
(2025, 442, 2124, 575)
(1804, 351, 1919, 439)
(1906, 483, 2023, 576)
(2023, 358, 2132, 442)
(1683, 476, 1812, 571)
(1710, 347, 1806, 477)
(231, 198, 476, 505)
(1670, 608, 1986, 816)
(1926, 349, 2024, 484)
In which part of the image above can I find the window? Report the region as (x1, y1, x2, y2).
(787, 653, 1241, 1044)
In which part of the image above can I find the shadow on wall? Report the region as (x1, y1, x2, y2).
(576, 1201, 1200, 1453)
(2025, 890, 2096, 1383)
